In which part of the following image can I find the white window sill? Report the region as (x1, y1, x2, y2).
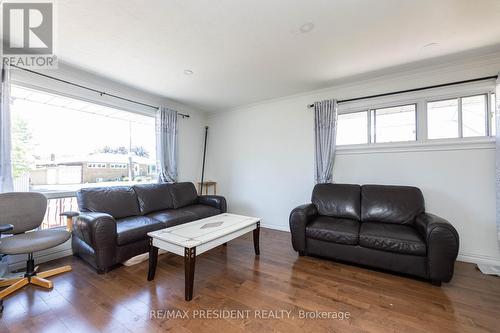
(336, 137, 495, 155)
(43, 191, 77, 199)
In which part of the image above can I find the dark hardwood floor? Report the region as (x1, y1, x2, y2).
(1, 228, 499, 333)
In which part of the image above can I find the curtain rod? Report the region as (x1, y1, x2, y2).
(307, 75, 498, 108)
(11, 65, 190, 118)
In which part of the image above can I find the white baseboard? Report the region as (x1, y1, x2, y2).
(262, 224, 500, 266)
(261, 223, 290, 232)
(457, 252, 500, 267)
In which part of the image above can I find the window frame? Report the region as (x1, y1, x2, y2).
(337, 103, 418, 146)
(370, 103, 418, 144)
(335, 81, 496, 153)
(336, 109, 370, 146)
(487, 91, 496, 136)
(11, 79, 156, 119)
(425, 93, 490, 140)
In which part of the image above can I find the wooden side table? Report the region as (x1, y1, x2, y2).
(197, 181, 217, 195)
(60, 211, 79, 232)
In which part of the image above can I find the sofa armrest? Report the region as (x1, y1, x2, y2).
(289, 203, 318, 253)
(0, 224, 13, 234)
(74, 212, 117, 250)
(199, 195, 227, 213)
(61, 211, 80, 218)
(415, 213, 459, 283)
(60, 211, 80, 232)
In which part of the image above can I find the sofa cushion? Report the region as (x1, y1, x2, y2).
(311, 183, 361, 220)
(148, 205, 221, 228)
(361, 185, 424, 224)
(306, 216, 360, 245)
(77, 186, 140, 219)
(169, 182, 199, 208)
(133, 183, 174, 215)
(116, 216, 165, 245)
(148, 210, 197, 228)
(179, 204, 221, 220)
(359, 222, 426, 256)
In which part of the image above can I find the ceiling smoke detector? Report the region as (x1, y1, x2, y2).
(184, 69, 194, 75)
(299, 22, 315, 33)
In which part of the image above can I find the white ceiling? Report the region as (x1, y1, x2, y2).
(57, 0, 500, 111)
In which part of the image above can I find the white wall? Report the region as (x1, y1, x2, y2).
(206, 49, 500, 266)
(177, 113, 207, 183)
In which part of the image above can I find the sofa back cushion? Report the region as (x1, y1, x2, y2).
(77, 186, 140, 219)
(133, 183, 174, 215)
(169, 182, 198, 208)
(361, 185, 424, 224)
(311, 183, 361, 220)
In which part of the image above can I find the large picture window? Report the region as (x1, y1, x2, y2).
(10, 85, 157, 194)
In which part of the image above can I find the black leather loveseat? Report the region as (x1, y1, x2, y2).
(72, 182, 226, 273)
(290, 183, 459, 285)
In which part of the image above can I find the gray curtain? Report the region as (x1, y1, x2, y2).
(314, 99, 338, 184)
(496, 74, 500, 242)
(155, 107, 178, 183)
(0, 63, 13, 193)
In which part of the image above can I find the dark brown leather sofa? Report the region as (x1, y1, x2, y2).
(72, 182, 226, 273)
(290, 183, 459, 285)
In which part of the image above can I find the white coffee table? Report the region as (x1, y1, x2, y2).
(147, 213, 261, 301)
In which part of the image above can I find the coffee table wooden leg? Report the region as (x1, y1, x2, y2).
(148, 239, 158, 281)
(184, 247, 196, 301)
(253, 222, 260, 255)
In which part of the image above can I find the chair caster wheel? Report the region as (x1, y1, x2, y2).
(0, 299, 4, 314)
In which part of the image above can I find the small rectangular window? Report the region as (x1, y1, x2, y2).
(427, 98, 459, 139)
(462, 95, 486, 137)
(427, 94, 488, 139)
(372, 104, 416, 143)
(492, 93, 496, 136)
(336, 111, 368, 145)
